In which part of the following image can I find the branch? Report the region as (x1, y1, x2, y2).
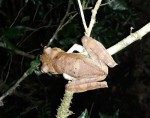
(86, 0, 103, 36)
(100, 0, 114, 7)
(107, 22, 150, 55)
(77, 0, 114, 35)
(9, 3, 27, 28)
(77, 0, 88, 31)
(56, 90, 74, 118)
(58, 13, 78, 32)
(0, 42, 35, 59)
(0, 61, 40, 106)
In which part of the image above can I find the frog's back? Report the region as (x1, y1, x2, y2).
(53, 52, 106, 78)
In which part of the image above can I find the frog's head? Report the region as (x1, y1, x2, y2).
(40, 47, 63, 74)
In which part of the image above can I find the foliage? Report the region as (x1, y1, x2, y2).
(78, 109, 88, 118)
(106, 0, 128, 11)
(99, 110, 119, 118)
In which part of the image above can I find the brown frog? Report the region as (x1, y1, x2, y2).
(40, 36, 117, 92)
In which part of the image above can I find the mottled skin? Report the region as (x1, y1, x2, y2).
(40, 36, 117, 92)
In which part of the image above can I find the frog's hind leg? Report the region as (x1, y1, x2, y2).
(65, 77, 108, 93)
(82, 36, 117, 68)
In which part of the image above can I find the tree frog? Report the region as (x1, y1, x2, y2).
(40, 36, 117, 92)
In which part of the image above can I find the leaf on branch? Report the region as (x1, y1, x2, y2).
(78, 109, 89, 118)
(2, 26, 34, 40)
(99, 109, 119, 118)
(30, 56, 41, 69)
(106, 0, 128, 11)
(3, 38, 16, 50)
(20, 16, 30, 23)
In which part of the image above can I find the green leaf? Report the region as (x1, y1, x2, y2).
(99, 109, 119, 118)
(78, 109, 88, 118)
(30, 56, 41, 69)
(82, 0, 90, 9)
(4, 27, 23, 39)
(15, 26, 35, 32)
(20, 16, 30, 23)
(31, 0, 38, 5)
(99, 113, 109, 118)
(3, 26, 34, 40)
(34, 70, 43, 76)
(38, 104, 51, 118)
(106, 0, 128, 11)
(3, 39, 16, 50)
(30, 56, 44, 76)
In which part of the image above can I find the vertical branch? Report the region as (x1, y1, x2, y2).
(77, 0, 88, 31)
(85, 0, 103, 36)
(77, 0, 103, 36)
(56, 90, 74, 118)
(10, 3, 27, 28)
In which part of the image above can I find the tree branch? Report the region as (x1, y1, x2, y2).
(0, 61, 40, 106)
(0, 42, 35, 59)
(77, 0, 88, 31)
(86, 0, 103, 36)
(107, 22, 150, 55)
(56, 90, 74, 118)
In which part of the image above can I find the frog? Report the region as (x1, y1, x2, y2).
(40, 36, 117, 93)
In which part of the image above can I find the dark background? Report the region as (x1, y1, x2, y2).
(0, 0, 150, 118)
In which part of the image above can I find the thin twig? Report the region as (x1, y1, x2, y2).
(9, 3, 27, 28)
(0, 55, 12, 88)
(14, 49, 35, 59)
(32, 2, 41, 23)
(0, 42, 35, 59)
(86, 0, 103, 36)
(100, 0, 114, 6)
(60, 13, 78, 30)
(41, 3, 63, 23)
(77, 0, 88, 31)
(47, 0, 72, 46)
(0, 61, 40, 106)
(4, 54, 13, 82)
(17, 25, 50, 47)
